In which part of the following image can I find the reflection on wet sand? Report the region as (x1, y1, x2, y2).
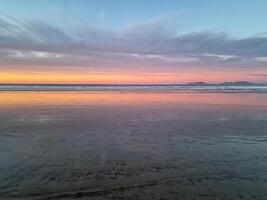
(1, 91, 267, 200)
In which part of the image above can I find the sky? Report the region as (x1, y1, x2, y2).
(0, 0, 267, 84)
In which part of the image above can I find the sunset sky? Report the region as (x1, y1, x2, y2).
(0, 0, 267, 84)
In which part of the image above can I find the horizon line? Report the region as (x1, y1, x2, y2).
(1, 81, 267, 86)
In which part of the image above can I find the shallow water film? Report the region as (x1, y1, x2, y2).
(1, 91, 267, 200)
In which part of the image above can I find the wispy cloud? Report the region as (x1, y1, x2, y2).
(1, 14, 267, 70)
(249, 73, 267, 77)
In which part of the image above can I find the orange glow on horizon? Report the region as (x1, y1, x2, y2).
(0, 67, 265, 84)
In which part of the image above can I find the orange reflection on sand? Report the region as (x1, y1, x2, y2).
(1, 91, 267, 107)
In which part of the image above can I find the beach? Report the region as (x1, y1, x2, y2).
(1, 90, 267, 200)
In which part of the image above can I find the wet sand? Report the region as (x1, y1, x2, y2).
(1, 91, 267, 199)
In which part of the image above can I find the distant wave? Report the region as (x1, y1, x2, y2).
(1, 85, 267, 92)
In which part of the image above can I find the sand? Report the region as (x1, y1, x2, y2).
(1, 91, 267, 199)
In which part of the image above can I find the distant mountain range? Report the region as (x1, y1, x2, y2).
(186, 81, 262, 86)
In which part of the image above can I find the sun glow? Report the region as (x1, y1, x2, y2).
(0, 67, 262, 84)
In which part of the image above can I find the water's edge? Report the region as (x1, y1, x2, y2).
(1, 85, 267, 92)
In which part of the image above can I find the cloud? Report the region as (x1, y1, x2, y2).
(249, 73, 267, 77)
(0, 14, 267, 70)
(4, 49, 63, 59)
(24, 20, 72, 43)
(254, 57, 267, 62)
